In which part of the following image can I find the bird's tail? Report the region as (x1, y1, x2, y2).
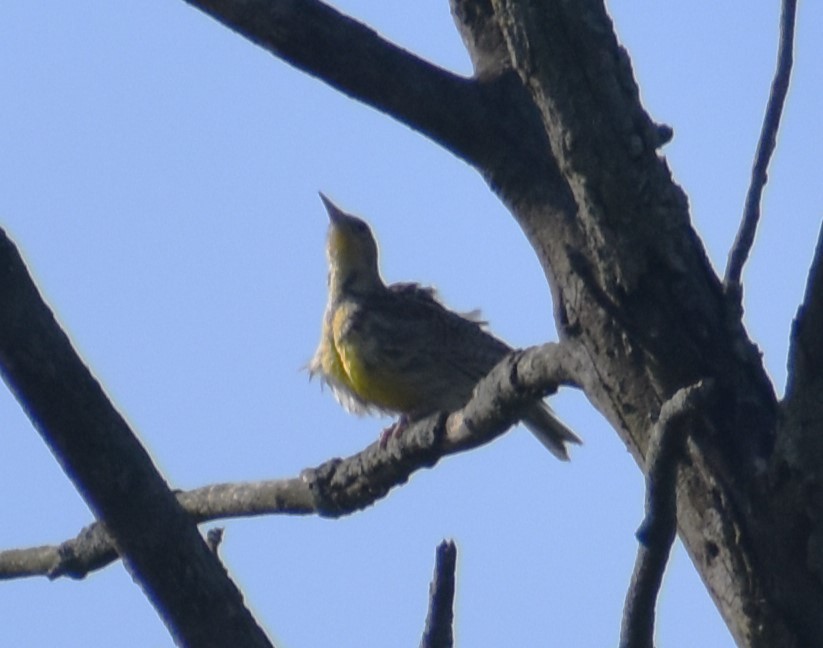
(522, 402, 582, 461)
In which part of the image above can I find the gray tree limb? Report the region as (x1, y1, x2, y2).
(0, 228, 272, 647)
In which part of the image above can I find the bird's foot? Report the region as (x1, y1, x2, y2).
(379, 416, 409, 449)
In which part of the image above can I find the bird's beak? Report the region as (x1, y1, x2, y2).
(319, 192, 344, 224)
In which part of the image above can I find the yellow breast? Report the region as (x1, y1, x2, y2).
(326, 302, 422, 414)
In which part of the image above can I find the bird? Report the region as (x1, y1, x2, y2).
(308, 193, 581, 460)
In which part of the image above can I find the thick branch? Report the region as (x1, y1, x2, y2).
(185, 0, 479, 163)
(183, 0, 566, 198)
(724, 0, 798, 290)
(1, 342, 585, 580)
(455, 2, 794, 645)
(786, 221, 823, 404)
(419, 540, 457, 648)
(0, 228, 272, 647)
(780, 223, 823, 591)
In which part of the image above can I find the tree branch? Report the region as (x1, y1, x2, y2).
(785, 221, 823, 404)
(1, 342, 584, 580)
(183, 0, 567, 198)
(724, 0, 798, 291)
(779, 222, 823, 609)
(419, 540, 457, 648)
(0, 228, 272, 647)
(620, 380, 715, 648)
(184, 0, 478, 163)
(452, 3, 797, 642)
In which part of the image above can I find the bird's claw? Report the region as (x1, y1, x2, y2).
(379, 416, 409, 448)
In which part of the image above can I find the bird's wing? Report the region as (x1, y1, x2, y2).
(336, 283, 510, 416)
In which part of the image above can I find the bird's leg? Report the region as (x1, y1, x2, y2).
(379, 415, 409, 448)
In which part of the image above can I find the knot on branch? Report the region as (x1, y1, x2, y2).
(52, 523, 118, 580)
(302, 413, 447, 517)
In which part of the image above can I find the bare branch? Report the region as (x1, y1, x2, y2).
(185, 0, 480, 163)
(419, 540, 457, 648)
(182, 0, 567, 198)
(0, 228, 272, 647)
(724, 0, 798, 290)
(620, 380, 715, 648)
(1, 342, 585, 580)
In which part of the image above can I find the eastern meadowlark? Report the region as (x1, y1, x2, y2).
(309, 194, 580, 460)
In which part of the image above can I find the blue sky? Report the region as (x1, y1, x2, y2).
(1, 1, 821, 646)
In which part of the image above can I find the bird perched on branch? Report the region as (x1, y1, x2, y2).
(308, 194, 580, 460)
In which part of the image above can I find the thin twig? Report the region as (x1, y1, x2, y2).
(725, 0, 798, 290)
(419, 540, 458, 648)
(619, 380, 714, 648)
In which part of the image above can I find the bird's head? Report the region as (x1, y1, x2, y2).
(319, 193, 383, 295)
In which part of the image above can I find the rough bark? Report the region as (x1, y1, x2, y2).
(453, 3, 816, 646)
